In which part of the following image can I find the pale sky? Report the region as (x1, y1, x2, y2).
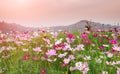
(0, 0, 120, 27)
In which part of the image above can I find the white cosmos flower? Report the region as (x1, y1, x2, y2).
(63, 58, 70, 64)
(22, 48, 29, 52)
(84, 56, 91, 60)
(107, 53, 113, 58)
(33, 32, 39, 37)
(96, 58, 102, 63)
(55, 38, 63, 45)
(103, 44, 109, 47)
(102, 71, 108, 74)
(75, 62, 82, 68)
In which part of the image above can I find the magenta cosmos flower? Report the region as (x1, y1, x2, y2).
(92, 34, 98, 37)
(109, 40, 117, 45)
(81, 33, 88, 39)
(67, 33, 73, 39)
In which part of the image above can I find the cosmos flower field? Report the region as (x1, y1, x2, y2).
(0, 28, 120, 74)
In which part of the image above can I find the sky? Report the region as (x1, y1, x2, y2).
(0, 0, 120, 27)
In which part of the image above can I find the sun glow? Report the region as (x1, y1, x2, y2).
(16, 0, 28, 5)
(15, 0, 32, 7)
(16, 0, 26, 3)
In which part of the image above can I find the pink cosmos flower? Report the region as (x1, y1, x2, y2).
(68, 55, 75, 60)
(41, 55, 48, 60)
(112, 45, 120, 52)
(105, 37, 111, 41)
(112, 34, 117, 40)
(99, 39, 103, 42)
(61, 63, 67, 67)
(52, 32, 58, 38)
(32, 56, 39, 61)
(43, 38, 50, 45)
(75, 62, 89, 74)
(43, 55, 48, 59)
(80, 62, 89, 74)
(23, 54, 30, 60)
(0, 46, 5, 53)
(75, 44, 85, 51)
(2, 54, 10, 59)
(70, 67, 77, 71)
(0, 37, 3, 43)
(58, 52, 67, 58)
(99, 46, 106, 50)
(54, 43, 65, 50)
(63, 43, 72, 51)
(106, 52, 113, 58)
(117, 68, 120, 74)
(40, 69, 47, 74)
(46, 49, 57, 56)
(33, 47, 42, 52)
(82, 39, 91, 45)
(111, 48, 116, 53)
(66, 38, 74, 43)
(117, 38, 120, 41)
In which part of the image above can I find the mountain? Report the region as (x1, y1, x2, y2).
(0, 21, 39, 32)
(0, 20, 120, 32)
(0, 21, 26, 32)
(49, 20, 120, 31)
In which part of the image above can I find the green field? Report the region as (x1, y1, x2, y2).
(0, 29, 120, 74)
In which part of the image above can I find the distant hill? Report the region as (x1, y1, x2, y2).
(0, 21, 39, 32)
(0, 21, 26, 32)
(49, 20, 120, 31)
(0, 20, 120, 32)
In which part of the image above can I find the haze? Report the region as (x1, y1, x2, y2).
(0, 0, 120, 27)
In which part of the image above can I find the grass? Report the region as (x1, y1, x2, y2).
(0, 30, 120, 74)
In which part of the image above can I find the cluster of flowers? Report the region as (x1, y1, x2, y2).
(0, 27, 120, 74)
